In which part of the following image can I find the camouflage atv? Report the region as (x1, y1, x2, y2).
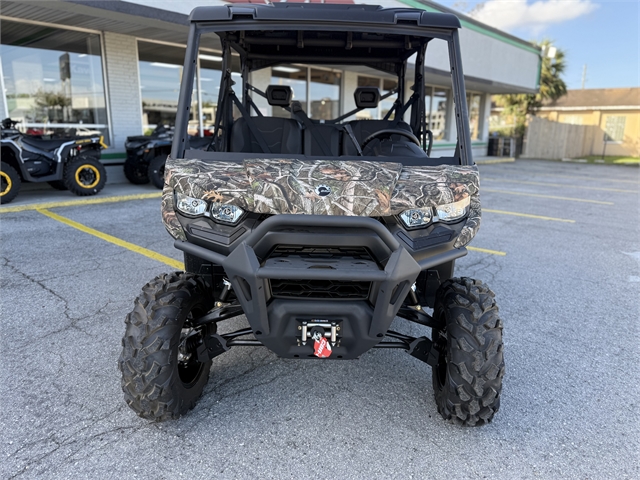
(119, 3, 504, 426)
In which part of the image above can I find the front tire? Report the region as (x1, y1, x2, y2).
(119, 272, 215, 421)
(148, 154, 166, 189)
(63, 156, 107, 196)
(123, 157, 149, 185)
(0, 162, 21, 204)
(431, 277, 504, 426)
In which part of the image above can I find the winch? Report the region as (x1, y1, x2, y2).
(298, 320, 341, 347)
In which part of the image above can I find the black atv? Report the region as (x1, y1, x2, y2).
(123, 125, 212, 189)
(119, 4, 504, 427)
(1, 118, 107, 204)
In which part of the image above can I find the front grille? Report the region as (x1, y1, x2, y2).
(266, 245, 377, 300)
(270, 278, 371, 299)
(268, 245, 376, 262)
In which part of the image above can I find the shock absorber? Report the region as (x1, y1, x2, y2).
(179, 333, 202, 361)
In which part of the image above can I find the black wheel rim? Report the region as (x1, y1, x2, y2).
(0, 171, 11, 195)
(75, 164, 100, 187)
(177, 305, 208, 388)
(178, 352, 205, 388)
(433, 328, 447, 388)
(432, 307, 448, 389)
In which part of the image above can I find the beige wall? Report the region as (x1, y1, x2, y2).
(537, 109, 639, 157)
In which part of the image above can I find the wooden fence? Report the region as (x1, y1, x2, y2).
(523, 117, 602, 159)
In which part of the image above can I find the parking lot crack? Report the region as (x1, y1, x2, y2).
(1, 256, 74, 324)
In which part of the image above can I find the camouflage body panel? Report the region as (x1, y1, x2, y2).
(245, 159, 402, 216)
(161, 182, 185, 241)
(165, 157, 253, 209)
(161, 157, 480, 247)
(388, 164, 480, 247)
(454, 192, 481, 248)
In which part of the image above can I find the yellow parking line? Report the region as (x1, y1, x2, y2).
(468, 246, 506, 256)
(37, 209, 183, 270)
(483, 188, 614, 205)
(533, 172, 640, 185)
(0, 192, 162, 214)
(483, 208, 575, 223)
(482, 177, 636, 193)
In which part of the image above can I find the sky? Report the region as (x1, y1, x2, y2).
(133, 0, 640, 90)
(437, 0, 640, 89)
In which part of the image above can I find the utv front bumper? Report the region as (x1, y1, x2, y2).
(175, 214, 466, 359)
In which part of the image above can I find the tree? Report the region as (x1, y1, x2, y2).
(494, 39, 567, 137)
(34, 89, 71, 109)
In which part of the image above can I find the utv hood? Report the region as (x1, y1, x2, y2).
(162, 158, 481, 247)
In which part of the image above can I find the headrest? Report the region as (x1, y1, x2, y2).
(354, 87, 380, 109)
(266, 85, 293, 107)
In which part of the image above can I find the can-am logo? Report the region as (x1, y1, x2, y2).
(315, 185, 332, 197)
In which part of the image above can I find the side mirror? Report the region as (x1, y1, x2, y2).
(354, 87, 380, 109)
(266, 85, 293, 107)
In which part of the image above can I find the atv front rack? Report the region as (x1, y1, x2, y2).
(175, 215, 466, 359)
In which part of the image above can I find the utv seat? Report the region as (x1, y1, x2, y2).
(229, 84, 303, 154)
(289, 100, 341, 156)
(229, 117, 303, 154)
(20, 136, 77, 151)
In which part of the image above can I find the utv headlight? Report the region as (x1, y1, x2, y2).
(436, 196, 471, 223)
(175, 192, 208, 216)
(210, 202, 244, 224)
(399, 207, 433, 229)
(399, 196, 471, 229)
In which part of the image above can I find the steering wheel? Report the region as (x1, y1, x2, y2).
(361, 128, 421, 150)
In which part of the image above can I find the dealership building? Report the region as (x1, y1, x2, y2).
(1, 0, 541, 161)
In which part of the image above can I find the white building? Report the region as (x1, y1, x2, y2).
(0, 0, 541, 161)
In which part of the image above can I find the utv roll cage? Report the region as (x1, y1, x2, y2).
(170, 3, 473, 166)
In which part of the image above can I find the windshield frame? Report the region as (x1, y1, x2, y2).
(172, 20, 472, 166)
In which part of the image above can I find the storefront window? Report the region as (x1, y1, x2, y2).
(429, 87, 449, 140)
(467, 93, 482, 140)
(310, 69, 341, 120)
(271, 65, 307, 118)
(1, 19, 109, 142)
(380, 78, 397, 120)
(138, 41, 187, 133)
(198, 55, 223, 134)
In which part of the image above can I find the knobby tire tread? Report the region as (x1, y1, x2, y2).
(63, 156, 107, 196)
(123, 157, 150, 185)
(432, 277, 504, 427)
(148, 154, 166, 190)
(119, 272, 214, 421)
(0, 161, 21, 204)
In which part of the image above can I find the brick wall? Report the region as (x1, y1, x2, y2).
(102, 32, 143, 153)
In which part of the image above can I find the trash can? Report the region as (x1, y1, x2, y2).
(488, 136, 516, 157)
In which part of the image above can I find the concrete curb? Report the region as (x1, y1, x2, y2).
(475, 157, 515, 165)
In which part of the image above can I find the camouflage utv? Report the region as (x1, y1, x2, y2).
(119, 3, 504, 427)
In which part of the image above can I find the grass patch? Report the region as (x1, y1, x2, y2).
(578, 155, 640, 165)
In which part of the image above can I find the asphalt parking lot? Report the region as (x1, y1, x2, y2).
(1, 159, 639, 479)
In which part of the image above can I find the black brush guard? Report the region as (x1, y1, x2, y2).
(175, 215, 466, 359)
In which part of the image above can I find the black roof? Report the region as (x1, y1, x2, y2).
(189, 3, 461, 30)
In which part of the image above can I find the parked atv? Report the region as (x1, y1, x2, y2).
(119, 4, 504, 426)
(123, 125, 172, 187)
(1, 118, 107, 204)
(124, 126, 211, 189)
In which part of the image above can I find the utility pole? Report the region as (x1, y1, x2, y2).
(581, 64, 587, 89)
